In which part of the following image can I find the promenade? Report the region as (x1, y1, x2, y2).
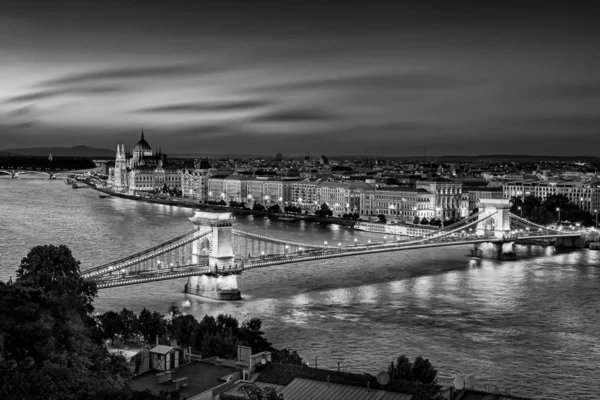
(89, 183, 356, 226)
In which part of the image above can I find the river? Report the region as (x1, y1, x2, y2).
(1, 177, 598, 399)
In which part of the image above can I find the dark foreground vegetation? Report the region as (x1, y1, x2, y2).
(0, 244, 442, 400)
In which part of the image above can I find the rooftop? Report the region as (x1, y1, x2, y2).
(130, 360, 238, 398)
(278, 377, 413, 400)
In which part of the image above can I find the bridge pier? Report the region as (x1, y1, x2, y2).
(184, 273, 241, 301)
(470, 241, 517, 261)
(187, 210, 241, 300)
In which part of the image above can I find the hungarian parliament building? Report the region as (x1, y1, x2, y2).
(107, 131, 182, 193)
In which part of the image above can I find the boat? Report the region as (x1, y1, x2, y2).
(99, 195, 109, 198)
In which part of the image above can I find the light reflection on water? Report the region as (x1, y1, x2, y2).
(1, 179, 600, 399)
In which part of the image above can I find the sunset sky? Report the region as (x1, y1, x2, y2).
(1, 1, 599, 156)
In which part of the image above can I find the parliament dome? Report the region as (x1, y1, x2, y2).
(133, 130, 152, 158)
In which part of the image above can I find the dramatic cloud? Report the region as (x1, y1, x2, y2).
(36, 64, 218, 87)
(136, 99, 272, 114)
(6, 86, 125, 103)
(1, 1, 599, 155)
(251, 109, 340, 124)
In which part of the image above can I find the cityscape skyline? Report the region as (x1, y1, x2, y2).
(1, 1, 599, 155)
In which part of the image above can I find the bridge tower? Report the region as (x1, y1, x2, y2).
(189, 210, 235, 268)
(185, 210, 241, 300)
(476, 198, 512, 238)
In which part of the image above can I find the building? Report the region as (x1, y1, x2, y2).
(108, 131, 181, 194)
(503, 180, 600, 212)
(286, 179, 320, 210)
(362, 187, 435, 221)
(416, 177, 463, 220)
(316, 181, 373, 215)
(181, 158, 212, 200)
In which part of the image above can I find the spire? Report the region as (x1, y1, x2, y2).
(116, 143, 121, 157)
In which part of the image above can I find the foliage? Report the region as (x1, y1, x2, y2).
(509, 194, 595, 226)
(420, 218, 429, 225)
(253, 203, 266, 212)
(314, 203, 333, 218)
(137, 308, 167, 344)
(241, 384, 283, 400)
(388, 354, 438, 385)
(118, 308, 139, 342)
(284, 205, 302, 213)
(377, 214, 387, 223)
(16, 244, 97, 319)
(0, 245, 132, 400)
(268, 204, 281, 213)
(98, 310, 121, 345)
(271, 348, 305, 365)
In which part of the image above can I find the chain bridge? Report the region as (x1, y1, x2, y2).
(80, 199, 590, 299)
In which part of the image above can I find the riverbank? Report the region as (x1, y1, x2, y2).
(90, 184, 356, 227)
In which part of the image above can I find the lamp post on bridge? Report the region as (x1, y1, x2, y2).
(556, 207, 561, 224)
(518, 206, 522, 217)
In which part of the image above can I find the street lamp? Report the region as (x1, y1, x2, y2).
(518, 206, 522, 217)
(556, 207, 561, 223)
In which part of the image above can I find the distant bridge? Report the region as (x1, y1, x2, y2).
(0, 169, 96, 179)
(81, 199, 589, 296)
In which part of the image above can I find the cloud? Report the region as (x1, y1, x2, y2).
(35, 63, 219, 87)
(6, 86, 125, 103)
(136, 99, 272, 114)
(530, 81, 600, 98)
(252, 71, 465, 94)
(250, 108, 340, 124)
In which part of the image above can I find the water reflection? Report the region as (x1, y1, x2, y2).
(2, 180, 600, 399)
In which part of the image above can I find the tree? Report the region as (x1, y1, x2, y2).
(377, 214, 387, 223)
(389, 354, 412, 381)
(253, 203, 266, 212)
(98, 310, 122, 345)
(1, 246, 132, 400)
(268, 204, 281, 213)
(413, 216, 420, 224)
(315, 203, 333, 218)
(420, 218, 429, 225)
(169, 315, 199, 347)
(138, 308, 167, 344)
(167, 303, 181, 319)
(238, 318, 272, 354)
(16, 244, 97, 319)
(118, 308, 139, 342)
(411, 356, 438, 384)
(272, 348, 304, 365)
(388, 354, 438, 385)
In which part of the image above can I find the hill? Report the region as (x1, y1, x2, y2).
(0, 145, 114, 157)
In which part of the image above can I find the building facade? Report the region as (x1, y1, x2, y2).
(108, 131, 181, 194)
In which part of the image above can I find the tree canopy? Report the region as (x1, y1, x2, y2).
(0, 245, 132, 400)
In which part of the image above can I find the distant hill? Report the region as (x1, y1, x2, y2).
(0, 145, 115, 158)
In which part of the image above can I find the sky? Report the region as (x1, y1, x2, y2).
(0, 1, 599, 156)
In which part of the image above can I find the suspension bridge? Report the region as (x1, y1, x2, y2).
(81, 199, 591, 299)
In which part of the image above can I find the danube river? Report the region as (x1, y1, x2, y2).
(1, 177, 599, 399)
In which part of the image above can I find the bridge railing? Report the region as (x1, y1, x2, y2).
(232, 229, 333, 250)
(82, 227, 210, 277)
(509, 213, 585, 235)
